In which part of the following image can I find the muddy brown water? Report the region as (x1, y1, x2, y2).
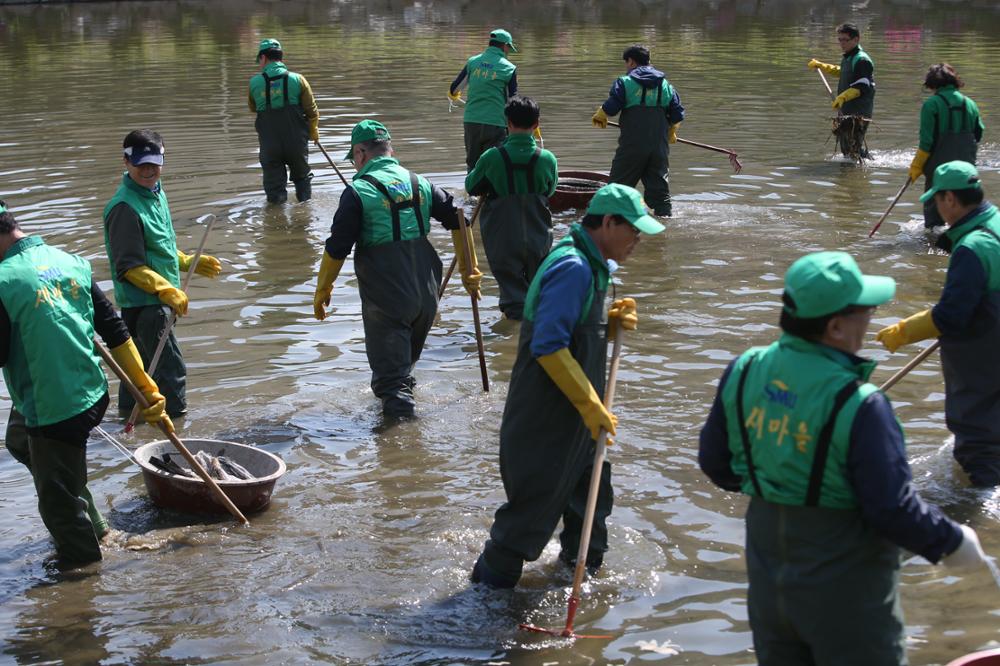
(2, 1, 1000, 663)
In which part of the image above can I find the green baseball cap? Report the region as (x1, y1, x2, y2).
(256, 38, 281, 62)
(586, 183, 666, 234)
(783, 251, 895, 319)
(344, 119, 391, 160)
(919, 160, 982, 202)
(0, 200, 6, 214)
(490, 28, 517, 52)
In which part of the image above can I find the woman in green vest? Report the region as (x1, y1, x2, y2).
(906, 64, 985, 229)
(700, 250, 986, 664)
(103, 130, 222, 418)
(0, 201, 171, 565)
(878, 162, 1000, 487)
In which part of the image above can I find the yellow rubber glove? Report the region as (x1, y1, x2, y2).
(807, 59, 841, 76)
(533, 126, 543, 142)
(313, 252, 345, 321)
(876, 309, 940, 353)
(124, 266, 188, 316)
(447, 90, 462, 103)
(451, 228, 482, 301)
(668, 122, 680, 144)
(537, 348, 617, 442)
(608, 298, 638, 339)
(308, 117, 320, 142)
(109, 339, 174, 433)
(908, 149, 931, 184)
(592, 107, 609, 129)
(177, 251, 222, 278)
(832, 87, 861, 109)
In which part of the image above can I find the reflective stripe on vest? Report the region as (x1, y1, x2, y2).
(497, 146, 541, 194)
(359, 171, 426, 242)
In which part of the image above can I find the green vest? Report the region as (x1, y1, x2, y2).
(837, 47, 875, 117)
(919, 86, 982, 174)
(0, 237, 108, 427)
(463, 46, 516, 127)
(249, 61, 304, 111)
(465, 133, 558, 198)
(943, 204, 1000, 291)
(621, 75, 674, 110)
(351, 157, 433, 249)
(103, 174, 180, 308)
(524, 224, 609, 324)
(721, 334, 880, 509)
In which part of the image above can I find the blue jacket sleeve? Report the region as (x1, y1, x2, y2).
(698, 361, 742, 492)
(529, 256, 593, 357)
(601, 78, 627, 116)
(667, 89, 685, 125)
(846, 392, 963, 562)
(450, 66, 468, 94)
(932, 246, 987, 336)
(507, 70, 518, 98)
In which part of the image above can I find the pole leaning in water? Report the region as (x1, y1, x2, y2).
(315, 140, 351, 188)
(457, 207, 489, 392)
(95, 339, 250, 526)
(125, 214, 216, 433)
(867, 178, 912, 238)
(605, 121, 742, 173)
(519, 325, 624, 640)
(440, 198, 485, 299)
(879, 340, 941, 393)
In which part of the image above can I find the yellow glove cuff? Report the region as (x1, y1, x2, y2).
(537, 348, 600, 410)
(124, 265, 175, 296)
(109, 338, 158, 397)
(317, 252, 344, 292)
(668, 122, 680, 143)
(911, 148, 931, 172)
(448, 90, 462, 102)
(902, 308, 940, 343)
(833, 87, 862, 107)
(177, 250, 193, 272)
(451, 228, 479, 276)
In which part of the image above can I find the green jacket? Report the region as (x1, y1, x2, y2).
(721, 334, 879, 509)
(621, 75, 674, 110)
(352, 156, 434, 248)
(465, 133, 558, 198)
(0, 236, 107, 427)
(838, 47, 875, 117)
(103, 174, 179, 309)
(942, 204, 1000, 291)
(919, 85, 984, 153)
(524, 224, 609, 325)
(463, 46, 516, 127)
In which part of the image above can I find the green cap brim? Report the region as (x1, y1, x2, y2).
(854, 274, 896, 307)
(344, 147, 353, 161)
(629, 213, 666, 234)
(918, 186, 939, 203)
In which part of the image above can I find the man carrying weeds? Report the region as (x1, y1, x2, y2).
(808, 23, 875, 160)
(472, 184, 664, 588)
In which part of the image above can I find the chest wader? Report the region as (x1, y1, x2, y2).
(118, 305, 188, 417)
(480, 147, 553, 320)
(923, 94, 980, 228)
(255, 72, 312, 203)
(464, 122, 508, 172)
(836, 54, 875, 161)
(942, 225, 1000, 486)
(5, 406, 109, 564)
(353, 172, 441, 417)
(478, 266, 609, 586)
(734, 358, 905, 665)
(610, 83, 672, 215)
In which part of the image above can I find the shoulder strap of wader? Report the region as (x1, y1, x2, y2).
(656, 82, 663, 106)
(498, 146, 541, 194)
(261, 72, 289, 111)
(734, 355, 765, 498)
(935, 92, 973, 134)
(359, 171, 426, 241)
(804, 379, 862, 506)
